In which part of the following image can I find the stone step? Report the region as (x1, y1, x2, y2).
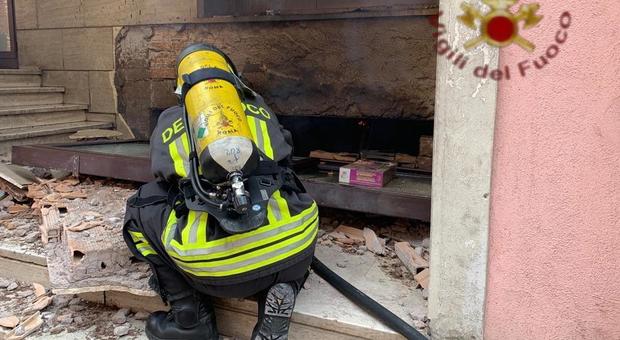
(0, 241, 413, 340)
(0, 121, 114, 160)
(0, 104, 88, 130)
(0, 87, 65, 107)
(0, 68, 42, 87)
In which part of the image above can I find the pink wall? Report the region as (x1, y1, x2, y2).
(485, 1, 620, 339)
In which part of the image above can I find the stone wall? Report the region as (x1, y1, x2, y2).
(117, 17, 436, 137)
(14, 0, 436, 138)
(0, 0, 9, 51)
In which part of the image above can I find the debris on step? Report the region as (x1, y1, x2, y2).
(0, 164, 37, 203)
(5, 311, 43, 340)
(7, 282, 18, 291)
(113, 324, 131, 337)
(7, 205, 29, 215)
(394, 242, 429, 275)
(0, 315, 19, 328)
(40, 207, 62, 245)
(309, 150, 358, 162)
(363, 227, 386, 255)
(132, 311, 149, 321)
(333, 225, 365, 242)
(112, 308, 130, 325)
(69, 129, 124, 140)
(25, 295, 53, 314)
(414, 268, 430, 289)
(419, 135, 433, 158)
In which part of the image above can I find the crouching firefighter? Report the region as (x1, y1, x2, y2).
(122, 44, 318, 340)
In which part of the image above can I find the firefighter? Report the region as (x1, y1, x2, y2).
(122, 44, 318, 340)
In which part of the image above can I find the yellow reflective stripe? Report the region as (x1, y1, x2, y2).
(129, 231, 158, 256)
(129, 231, 147, 243)
(169, 136, 188, 178)
(246, 116, 273, 160)
(168, 202, 317, 251)
(167, 208, 317, 261)
(267, 190, 290, 224)
(259, 120, 274, 159)
(136, 243, 157, 256)
(274, 190, 290, 219)
(181, 210, 197, 245)
(247, 116, 258, 145)
(174, 221, 318, 277)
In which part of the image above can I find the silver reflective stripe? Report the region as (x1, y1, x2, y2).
(175, 220, 317, 274)
(166, 205, 317, 257)
(268, 197, 282, 221)
(175, 136, 190, 173)
(188, 212, 205, 244)
(166, 222, 177, 246)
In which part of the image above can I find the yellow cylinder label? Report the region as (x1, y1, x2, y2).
(178, 50, 254, 157)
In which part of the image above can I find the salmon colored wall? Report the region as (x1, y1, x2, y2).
(485, 1, 620, 339)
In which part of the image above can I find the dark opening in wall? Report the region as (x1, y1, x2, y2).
(279, 116, 433, 157)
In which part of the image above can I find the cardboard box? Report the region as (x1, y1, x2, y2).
(339, 160, 397, 188)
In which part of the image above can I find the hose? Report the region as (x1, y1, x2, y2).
(310, 256, 428, 340)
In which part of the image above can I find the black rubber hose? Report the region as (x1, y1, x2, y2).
(311, 256, 427, 340)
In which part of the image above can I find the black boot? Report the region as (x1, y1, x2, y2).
(252, 283, 297, 340)
(145, 294, 218, 340)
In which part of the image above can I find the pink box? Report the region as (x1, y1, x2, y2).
(338, 160, 397, 188)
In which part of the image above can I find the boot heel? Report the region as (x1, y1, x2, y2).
(254, 283, 296, 340)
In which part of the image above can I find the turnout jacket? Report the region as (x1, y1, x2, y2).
(124, 93, 318, 286)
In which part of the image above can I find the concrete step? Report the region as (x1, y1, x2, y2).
(0, 87, 65, 108)
(0, 104, 88, 130)
(0, 241, 419, 340)
(0, 68, 42, 88)
(0, 121, 114, 160)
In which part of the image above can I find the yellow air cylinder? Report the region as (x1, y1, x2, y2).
(176, 44, 259, 183)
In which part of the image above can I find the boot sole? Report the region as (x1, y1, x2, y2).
(255, 283, 296, 340)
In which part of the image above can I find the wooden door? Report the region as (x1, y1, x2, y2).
(0, 0, 18, 69)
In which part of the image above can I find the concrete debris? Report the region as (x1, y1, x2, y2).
(421, 237, 430, 248)
(132, 311, 149, 321)
(25, 295, 53, 313)
(7, 205, 29, 214)
(394, 242, 429, 275)
(112, 308, 130, 325)
(363, 227, 386, 255)
(68, 304, 86, 312)
(33, 283, 46, 297)
(413, 319, 427, 329)
(414, 268, 430, 289)
(0, 278, 13, 288)
(56, 313, 73, 325)
(334, 225, 365, 242)
(49, 325, 64, 334)
(6, 282, 18, 291)
(6, 311, 43, 340)
(0, 315, 19, 328)
(113, 324, 131, 337)
(52, 295, 72, 309)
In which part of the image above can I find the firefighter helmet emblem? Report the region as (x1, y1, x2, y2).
(458, 0, 543, 52)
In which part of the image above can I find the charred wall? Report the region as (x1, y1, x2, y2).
(115, 17, 436, 138)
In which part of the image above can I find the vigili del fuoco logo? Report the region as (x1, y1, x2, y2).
(429, 0, 572, 81)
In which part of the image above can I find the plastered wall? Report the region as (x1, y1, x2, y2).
(486, 1, 620, 338)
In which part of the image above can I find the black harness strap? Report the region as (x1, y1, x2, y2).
(180, 67, 243, 102)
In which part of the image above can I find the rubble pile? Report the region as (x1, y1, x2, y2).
(0, 280, 147, 339)
(316, 208, 431, 331)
